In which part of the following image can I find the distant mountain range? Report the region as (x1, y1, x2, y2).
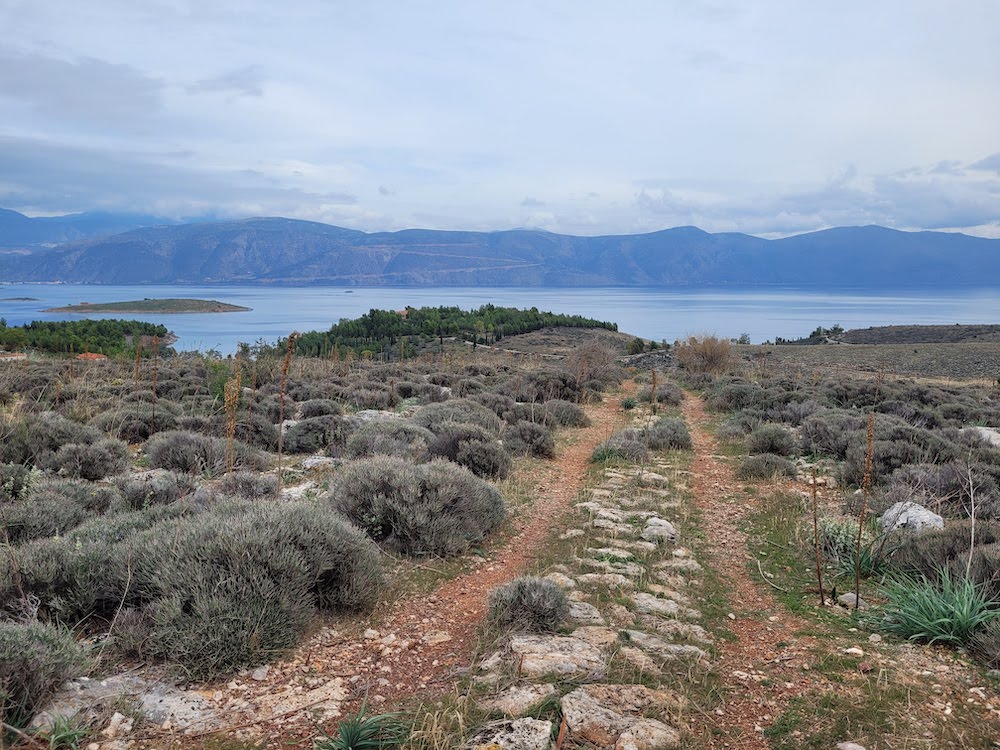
(1, 210, 998, 287)
(0, 208, 177, 248)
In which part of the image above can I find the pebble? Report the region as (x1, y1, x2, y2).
(843, 647, 865, 657)
(868, 634, 882, 644)
(836, 743, 867, 750)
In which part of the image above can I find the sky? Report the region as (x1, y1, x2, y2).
(1, 1, 998, 238)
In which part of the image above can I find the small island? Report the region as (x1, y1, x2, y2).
(43, 298, 252, 314)
(0, 296, 40, 301)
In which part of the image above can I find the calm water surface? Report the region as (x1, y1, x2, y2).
(2, 284, 999, 354)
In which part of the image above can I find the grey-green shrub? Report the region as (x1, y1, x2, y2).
(541, 399, 590, 428)
(413, 399, 502, 434)
(487, 576, 569, 633)
(736, 453, 797, 480)
(218, 471, 279, 501)
(646, 418, 692, 450)
(128, 501, 383, 678)
(327, 456, 504, 556)
(591, 429, 648, 463)
(116, 470, 196, 510)
(344, 420, 434, 462)
(283, 415, 357, 455)
(0, 412, 101, 467)
(747, 424, 797, 456)
(0, 620, 89, 729)
(0, 462, 38, 501)
(503, 420, 556, 458)
(145, 430, 265, 476)
(91, 405, 178, 443)
(46, 437, 130, 480)
(971, 620, 1000, 668)
(636, 382, 683, 406)
(428, 421, 512, 478)
(298, 399, 344, 418)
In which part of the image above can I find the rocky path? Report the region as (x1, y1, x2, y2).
(680, 393, 816, 749)
(90, 385, 634, 747)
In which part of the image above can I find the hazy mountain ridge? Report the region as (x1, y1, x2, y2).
(1, 215, 997, 286)
(0, 208, 179, 249)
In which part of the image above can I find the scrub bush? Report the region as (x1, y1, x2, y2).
(327, 457, 504, 556)
(747, 424, 797, 456)
(0, 621, 89, 730)
(736, 453, 797, 480)
(487, 576, 569, 634)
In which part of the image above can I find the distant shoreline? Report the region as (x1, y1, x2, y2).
(43, 298, 252, 314)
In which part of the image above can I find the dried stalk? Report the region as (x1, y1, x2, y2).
(650, 369, 658, 416)
(811, 467, 825, 606)
(854, 412, 876, 610)
(150, 335, 159, 433)
(275, 332, 299, 495)
(224, 370, 242, 474)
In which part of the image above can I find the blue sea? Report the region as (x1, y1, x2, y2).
(2, 284, 999, 354)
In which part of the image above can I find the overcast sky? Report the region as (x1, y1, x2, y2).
(1, 1, 998, 237)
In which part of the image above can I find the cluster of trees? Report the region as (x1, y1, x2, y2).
(0, 318, 169, 356)
(292, 305, 617, 358)
(775, 324, 844, 345)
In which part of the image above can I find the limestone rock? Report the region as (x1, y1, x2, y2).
(479, 684, 557, 716)
(544, 572, 576, 589)
(561, 685, 681, 749)
(509, 634, 606, 678)
(837, 593, 869, 610)
(624, 630, 708, 662)
(568, 601, 606, 624)
(467, 718, 553, 750)
(640, 518, 679, 544)
(879, 501, 944, 533)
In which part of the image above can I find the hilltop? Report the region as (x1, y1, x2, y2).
(1, 215, 998, 287)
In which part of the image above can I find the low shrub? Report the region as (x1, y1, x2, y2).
(344, 420, 434, 462)
(591, 430, 648, 463)
(541, 399, 590, 428)
(636, 381, 683, 406)
(46, 437, 130, 480)
(0, 412, 102, 467)
(486, 576, 569, 633)
(218, 471, 279, 501)
(889, 522, 1000, 600)
(746, 424, 797, 456)
(646, 417, 692, 451)
(971, 620, 1000, 668)
(870, 569, 1000, 645)
(283, 415, 358, 455)
(298, 399, 344, 418)
(327, 457, 504, 556)
(0, 462, 38, 501)
(0, 620, 90, 730)
(412, 399, 502, 434)
(91, 405, 178, 443)
(116, 470, 196, 510)
(736, 453, 797, 480)
(428, 421, 512, 478)
(503, 420, 556, 458)
(145, 430, 266, 476)
(799, 410, 867, 458)
(620, 396, 636, 411)
(130, 501, 383, 678)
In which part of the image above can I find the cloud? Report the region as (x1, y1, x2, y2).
(969, 153, 1000, 174)
(187, 66, 265, 97)
(0, 53, 163, 128)
(0, 135, 357, 220)
(520, 197, 545, 207)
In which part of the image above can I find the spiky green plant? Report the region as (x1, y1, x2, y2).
(871, 568, 1000, 645)
(313, 703, 408, 750)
